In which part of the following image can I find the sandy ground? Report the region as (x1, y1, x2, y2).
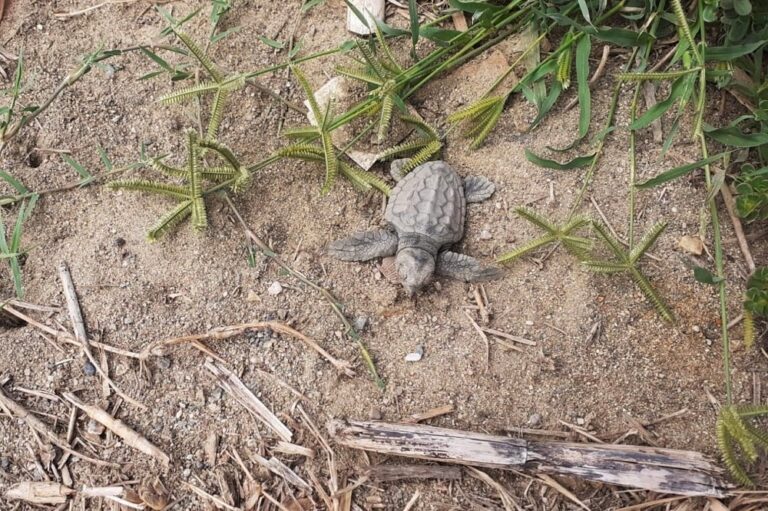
(0, 0, 765, 509)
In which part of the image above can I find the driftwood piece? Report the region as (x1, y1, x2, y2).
(365, 464, 462, 482)
(328, 420, 731, 498)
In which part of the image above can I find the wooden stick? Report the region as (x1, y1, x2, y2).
(60, 263, 146, 410)
(401, 404, 454, 424)
(62, 392, 169, 467)
(328, 420, 731, 498)
(720, 185, 756, 273)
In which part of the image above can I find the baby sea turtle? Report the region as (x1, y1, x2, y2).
(328, 161, 502, 296)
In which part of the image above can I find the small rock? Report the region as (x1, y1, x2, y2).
(479, 229, 493, 240)
(369, 407, 382, 420)
(576, 417, 585, 426)
(83, 361, 96, 377)
(0, 456, 10, 471)
(404, 344, 424, 362)
(678, 235, 704, 256)
(527, 413, 542, 428)
(210, 387, 224, 402)
(277, 309, 289, 321)
(267, 281, 283, 296)
(246, 290, 261, 303)
(692, 325, 701, 333)
(182, 468, 191, 478)
(353, 316, 368, 332)
(114, 237, 126, 248)
(156, 357, 172, 370)
(525, 320, 534, 326)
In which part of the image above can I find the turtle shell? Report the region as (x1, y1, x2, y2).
(385, 161, 466, 248)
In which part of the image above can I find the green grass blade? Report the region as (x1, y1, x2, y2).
(525, 149, 596, 170)
(408, 0, 419, 49)
(583, 260, 627, 273)
(515, 207, 558, 233)
(630, 267, 675, 323)
(630, 221, 667, 263)
(635, 152, 728, 189)
(498, 234, 557, 263)
(0, 171, 29, 194)
(173, 29, 222, 82)
(320, 132, 338, 195)
(109, 180, 190, 199)
(575, 35, 591, 139)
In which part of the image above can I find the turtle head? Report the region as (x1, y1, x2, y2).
(395, 248, 435, 297)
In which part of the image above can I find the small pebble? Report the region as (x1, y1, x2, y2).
(210, 388, 224, 402)
(267, 281, 283, 296)
(246, 290, 261, 303)
(277, 309, 288, 321)
(479, 229, 492, 240)
(404, 344, 424, 362)
(527, 413, 542, 428)
(0, 457, 10, 471)
(353, 316, 368, 332)
(83, 361, 96, 376)
(525, 320, 534, 326)
(576, 417, 585, 426)
(156, 357, 171, 370)
(692, 325, 701, 333)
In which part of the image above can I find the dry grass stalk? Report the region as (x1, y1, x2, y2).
(183, 481, 239, 511)
(402, 490, 420, 511)
(473, 287, 490, 324)
(251, 453, 312, 491)
(204, 360, 293, 442)
(62, 392, 170, 466)
(254, 367, 310, 403)
(467, 467, 522, 511)
(274, 441, 315, 458)
(5, 482, 74, 505)
(537, 473, 590, 511)
(205, 432, 219, 467)
(365, 464, 462, 482)
(297, 404, 340, 510)
(0, 388, 118, 468)
(402, 404, 454, 424)
(80, 485, 144, 509)
(480, 327, 536, 347)
(52, 0, 140, 19)
(464, 310, 492, 365)
(1, 304, 143, 359)
(143, 322, 355, 377)
(58, 262, 146, 410)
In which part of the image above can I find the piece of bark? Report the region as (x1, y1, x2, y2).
(328, 420, 731, 498)
(346, 0, 384, 35)
(365, 464, 462, 482)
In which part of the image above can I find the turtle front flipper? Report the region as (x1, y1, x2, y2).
(328, 229, 398, 261)
(436, 251, 503, 282)
(463, 176, 495, 203)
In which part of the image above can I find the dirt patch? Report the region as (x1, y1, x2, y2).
(0, 1, 765, 509)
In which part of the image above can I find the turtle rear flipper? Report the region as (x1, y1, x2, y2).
(463, 175, 495, 203)
(328, 229, 398, 261)
(436, 251, 503, 282)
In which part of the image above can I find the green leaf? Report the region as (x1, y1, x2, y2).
(61, 155, 93, 185)
(694, 266, 724, 285)
(140, 47, 173, 72)
(0, 171, 29, 194)
(525, 149, 596, 170)
(419, 26, 462, 45)
(344, 0, 370, 30)
(635, 152, 728, 188)
(302, 0, 325, 12)
(447, 0, 499, 14)
(97, 146, 113, 171)
(211, 26, 241, 43)
(577, 0, 591, 24)
(704, 123, 768, 148)
(408, 0, 420, 48)
(733, 0, 752, 16)
(705, 41, 765, 62)
(257, 35, 284, 49)
(575, 35, 591, 139)
(630, 75, 692, 130)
